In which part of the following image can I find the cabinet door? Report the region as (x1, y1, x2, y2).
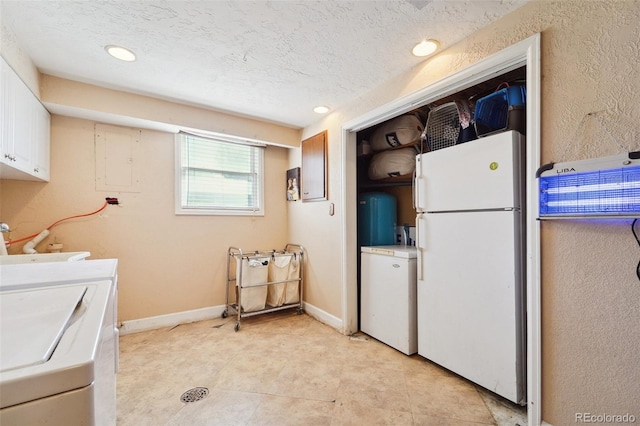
(33, 101, 50, 181)
(301, 130, 327, 201)
(1, 60, 16, 167)
(0, 57, 50, 181)
(10, 68, 34, 173)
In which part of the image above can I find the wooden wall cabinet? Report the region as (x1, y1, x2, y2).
(301, 130, 327, 201)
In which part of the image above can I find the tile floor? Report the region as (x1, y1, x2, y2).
(117, 311, 527, 425)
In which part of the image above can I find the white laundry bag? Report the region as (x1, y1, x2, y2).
(267, 255, 291, 307)
(238, 256, 269, 312)
(284, 255, 301, 304)
(368, 148, 417, 180)
(370, 114, 424, 151)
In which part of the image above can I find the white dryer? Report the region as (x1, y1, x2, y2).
(0, 260, 118, 426)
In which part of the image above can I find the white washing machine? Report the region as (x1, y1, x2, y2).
(0, 259, 118, 426)
(360, 245, 417, 355)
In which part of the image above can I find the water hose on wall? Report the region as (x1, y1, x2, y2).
(3, 198, 119, 253)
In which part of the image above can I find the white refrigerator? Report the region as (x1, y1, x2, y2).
(414, 130, 526, 404)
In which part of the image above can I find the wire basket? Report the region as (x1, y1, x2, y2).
(422, 102, 461, 152)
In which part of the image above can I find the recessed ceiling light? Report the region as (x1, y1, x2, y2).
(105, 45, 136, 62)
(412, 39, 439, 57)
(313, 105, 330, 114)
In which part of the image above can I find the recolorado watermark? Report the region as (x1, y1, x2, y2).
(576, 413, 636, 423)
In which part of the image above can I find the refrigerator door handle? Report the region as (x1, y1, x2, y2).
(414, 156, 425, 212)
(416, 213, 424, 281)
(412, 169, 416, 210)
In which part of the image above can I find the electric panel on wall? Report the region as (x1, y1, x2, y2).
(95, 124, 141, 193)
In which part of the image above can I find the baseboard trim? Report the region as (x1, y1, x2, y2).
(119, 305, 225, 335)
(120, 301, 344, 336)
(302, 301, 344, 333)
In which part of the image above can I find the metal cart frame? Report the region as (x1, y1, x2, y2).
(222, 244, 304, 331)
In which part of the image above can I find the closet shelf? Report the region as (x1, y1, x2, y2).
(360, 174, 414, 188)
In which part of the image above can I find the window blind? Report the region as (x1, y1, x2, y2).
(177, 132, 264, 214)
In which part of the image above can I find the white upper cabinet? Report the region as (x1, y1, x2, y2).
(10, 69, 35, 171)
(32, 98, 51, 180)
(0, 57, 50, 182)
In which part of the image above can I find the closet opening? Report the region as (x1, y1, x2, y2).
(340, 34, 541, 425)
(355, 65, 526, 328)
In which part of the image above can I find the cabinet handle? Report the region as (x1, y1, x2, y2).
(34, 167, 39, 173)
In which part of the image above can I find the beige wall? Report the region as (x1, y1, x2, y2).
(289, 118, 345, 319)
(41, 75, 302, 148)
(1, 115, 290, 321)
(290, 1, 640, 424)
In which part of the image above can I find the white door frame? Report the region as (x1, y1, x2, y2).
(340, 34, 541, 425)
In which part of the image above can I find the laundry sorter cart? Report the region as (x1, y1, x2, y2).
(222, 244, 304, 331)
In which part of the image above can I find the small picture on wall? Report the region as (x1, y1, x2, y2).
(286, 167, 300, 201)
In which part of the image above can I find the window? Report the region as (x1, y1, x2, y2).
(175, 132, 264, 215)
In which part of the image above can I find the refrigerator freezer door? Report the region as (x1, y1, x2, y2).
(417, 131, 523, 212)
(417, 210, 525, 404)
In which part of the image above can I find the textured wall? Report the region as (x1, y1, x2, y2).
(292, 0, 640, 423)
(478, 2, 640, 423)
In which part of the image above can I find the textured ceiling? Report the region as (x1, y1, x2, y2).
(0, 0, 529, 128)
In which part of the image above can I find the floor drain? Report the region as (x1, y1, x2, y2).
(180, 387, 209, 403)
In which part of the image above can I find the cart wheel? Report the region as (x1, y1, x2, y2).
(221, 310, 228, 319)
(234, 322, 240, 332)
(296, 307, 304, 315)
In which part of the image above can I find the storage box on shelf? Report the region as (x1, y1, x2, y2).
(474, 85, 526, 138)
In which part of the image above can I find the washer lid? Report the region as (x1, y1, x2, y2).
(0, 258, 117, 291)
(0, 281, 113, 410)
(0, 286, 87, 372)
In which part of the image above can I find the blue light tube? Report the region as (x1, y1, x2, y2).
(539, 165, 640, 218)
